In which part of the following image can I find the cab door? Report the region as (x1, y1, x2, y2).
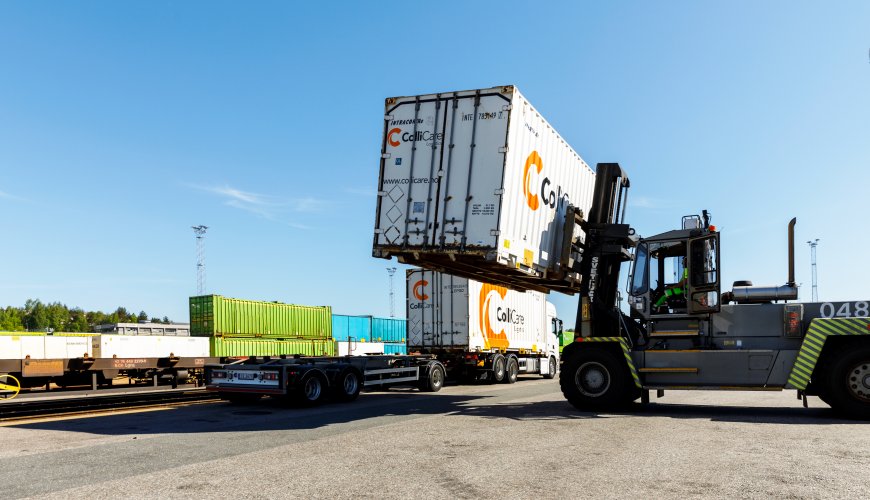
(687, 233, 720, 314)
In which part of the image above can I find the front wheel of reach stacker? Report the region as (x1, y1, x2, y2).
(823, 344, 870, 420)
(560, 348, 634, 411)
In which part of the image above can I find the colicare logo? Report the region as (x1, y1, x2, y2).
(522, 150, 570, 212)
(479, 284, 510, 349)
(388, 128, 402, 147)
(412, 279, 429, 301)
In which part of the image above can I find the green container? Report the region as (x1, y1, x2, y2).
(209, 337, 335, 357)
(190, 295, 332, 339)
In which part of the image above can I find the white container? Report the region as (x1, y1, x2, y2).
(335, 341, 387, 356)
(91, 335, 210, 358)
(406, 269, 560, 357)
(44, 336, 92, 359)
(374, 85, 595, 292)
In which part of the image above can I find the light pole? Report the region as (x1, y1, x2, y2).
(807, 239, 819, 302)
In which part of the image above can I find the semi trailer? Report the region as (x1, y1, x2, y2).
(407, 269, 562, 382)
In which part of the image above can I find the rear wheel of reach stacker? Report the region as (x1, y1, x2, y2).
(560, 348, 636, 411)
(822, 344, 870, 420)
(418, 361, 445, 392)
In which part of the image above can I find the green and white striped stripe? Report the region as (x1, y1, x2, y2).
(786, 317, 870, 390)
(577, 336, 642, 388)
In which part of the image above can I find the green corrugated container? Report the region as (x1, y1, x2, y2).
(209, 337, 335, 357)
(190, 295, 332, 339)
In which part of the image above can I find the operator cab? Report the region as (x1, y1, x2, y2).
(628, 213, 721, 320)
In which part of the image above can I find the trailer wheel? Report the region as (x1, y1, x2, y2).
(333, 368, 362, 403)
(491, 354, 506, 383)
(822, 344, 870, 420)
(419, 362, 445, 392)
(503, 357, 519, 384)
(543, 356, 557, 379)
(296, 372, 328, 406)
(560, 348, 634, 411)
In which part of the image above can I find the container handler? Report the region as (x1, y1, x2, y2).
(554, 163, 870, 419)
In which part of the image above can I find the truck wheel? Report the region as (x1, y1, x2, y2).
(503, 357, 519, 384)
(418, 362, 445, 392)
(491, 354, 506, 383)
(560, 348, 634, 411)
(823, 345, 870, 420)
(543, 356, 557, 379)
(220, 393, 262, 405)
(333, 368, 362, 403)
(296, 372, 327, 406)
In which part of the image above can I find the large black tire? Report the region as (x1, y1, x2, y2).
(560, 348, 637, 411)
(220, 393, 262, 405)
(418, 362, 445, 392)
(295, 372, 328, 406)
(543, 356, 557, 379)
(491, 354, 506, 383)
(821, 344, 870, 420)
(332, 368, 362, 403)
(503, 357, 519, 384)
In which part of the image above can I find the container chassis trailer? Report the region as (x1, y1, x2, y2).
(205, 355, 446, 405)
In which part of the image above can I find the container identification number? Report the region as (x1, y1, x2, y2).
(819, 301, 869, 318)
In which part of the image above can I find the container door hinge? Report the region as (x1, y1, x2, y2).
(490, 230, 500, 236)
(377, 191, 387, 196)
(382, 153, 392, 159)
(493, 188, 505, 195)
(502, 104, 512, 111)
(384, 114, 393, 121)
(498, 146, 509, 153)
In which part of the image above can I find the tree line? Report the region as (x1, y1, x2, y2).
(0, 299, 172, 332)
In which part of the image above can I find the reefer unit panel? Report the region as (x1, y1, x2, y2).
(373, 86, 595, 293)
(407, 269, 551, 353)
(189, 295, 332, 339)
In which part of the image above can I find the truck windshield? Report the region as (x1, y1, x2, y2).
(630, 244, 649, 295)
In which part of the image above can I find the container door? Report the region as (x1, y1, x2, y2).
(377, 90, 511, 250)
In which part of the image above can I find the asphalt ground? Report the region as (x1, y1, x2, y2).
(1, 378, 868, 499)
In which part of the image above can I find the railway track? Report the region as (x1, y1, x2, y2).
(0, 388, 220, 422)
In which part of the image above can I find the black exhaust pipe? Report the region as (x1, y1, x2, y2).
(787, 217, 796, 286)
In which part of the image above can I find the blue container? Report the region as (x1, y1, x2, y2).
(331, 315, 372, 342)
(383, 343, 407, 355)
(372, 317, 406, 343)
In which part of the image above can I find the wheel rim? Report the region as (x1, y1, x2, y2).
(494, 358, 505, 379)
(304, 377, 322, 401)
(549, 358, 556, 377)
(847, 362, 870, 402)
(343, 373, 358, 395)
(574, 362, 611, 397)
(509, 361, 518, 380)
(431, 367, 443, 388)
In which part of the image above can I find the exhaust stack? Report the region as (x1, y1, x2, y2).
(787, 217, 796, 286)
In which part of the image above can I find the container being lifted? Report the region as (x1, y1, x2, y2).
(372, 85, 596, 294)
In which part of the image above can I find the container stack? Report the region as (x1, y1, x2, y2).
(331, 315, 407, 355)
(189, 295, 335, 357)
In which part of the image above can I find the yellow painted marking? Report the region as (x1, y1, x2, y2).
(0, 374, 21, 400)
(0, 398, 218, 426)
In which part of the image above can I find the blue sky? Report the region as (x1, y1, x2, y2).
(1, 2, 868, 324)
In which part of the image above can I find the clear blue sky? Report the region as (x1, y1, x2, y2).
(1, 2, 868, 324)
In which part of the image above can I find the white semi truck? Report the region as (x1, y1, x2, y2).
(407, 269, 563, 382)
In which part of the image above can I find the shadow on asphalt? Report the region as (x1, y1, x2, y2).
(8, 381, 853, 435)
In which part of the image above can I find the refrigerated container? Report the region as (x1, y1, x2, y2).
(189, 295, 332, 339)
(406, 269, 562, 381)
(373, 85, 595, 293)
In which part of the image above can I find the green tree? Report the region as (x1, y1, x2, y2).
(137, 311, 148, 322)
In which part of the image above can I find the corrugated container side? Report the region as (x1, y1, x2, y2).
(189, 295, 332, 338)
(371, 317, 406, 343)
(331, 315, 372, 342)
(382, 343, 407, 355)
(209, 337, 335, 357)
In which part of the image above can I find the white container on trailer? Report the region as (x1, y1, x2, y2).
(406, 269, 560, 363)
(19, 336, 46, 359)
(91, 335, 210, 359)
(335, 341, 387, 356)
(43, 336, 92, 359)
(373, 85, 595, 293)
